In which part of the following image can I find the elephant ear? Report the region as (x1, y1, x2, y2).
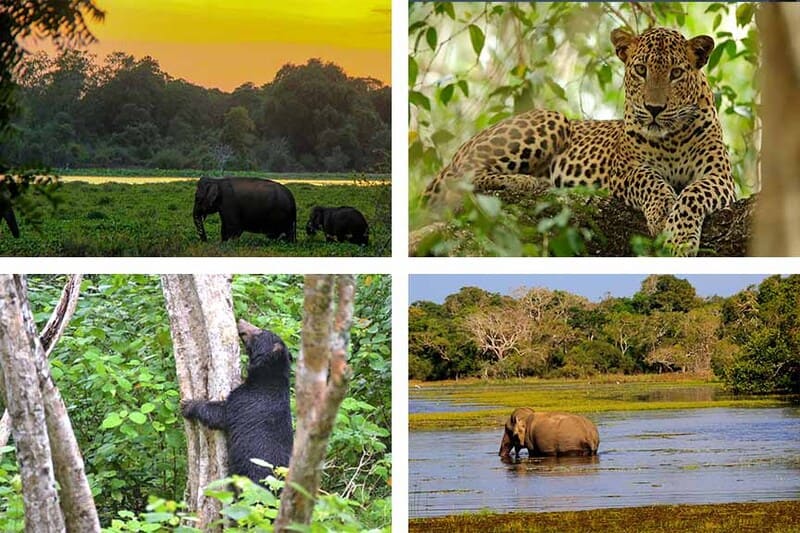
(207, 181, 220, 206)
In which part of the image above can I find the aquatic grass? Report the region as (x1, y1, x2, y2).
(408, 501, 800, 532)
(409, 377, 792, 430)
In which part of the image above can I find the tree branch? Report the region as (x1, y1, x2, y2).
(410, 190, 756, 256)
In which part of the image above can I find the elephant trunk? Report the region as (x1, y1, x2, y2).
(193, 206, 207, 242)
(3, 206, 19, 238)
(499, 431, 513, 457)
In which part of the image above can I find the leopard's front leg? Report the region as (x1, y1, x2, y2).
(611, 167, 678, 239)
(662, 174, 736, 256)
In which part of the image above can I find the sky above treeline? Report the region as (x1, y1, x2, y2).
(29, 0, 390, 91)
(409, 275, 772, 304)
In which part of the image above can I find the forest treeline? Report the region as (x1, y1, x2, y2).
(1, 51, 391, 173)
(409, 275, 800, 394)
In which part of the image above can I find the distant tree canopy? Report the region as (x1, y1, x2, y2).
(409, 275, 800, 394)
(1, 52, 391, 173)
(0, 0, 104, 141)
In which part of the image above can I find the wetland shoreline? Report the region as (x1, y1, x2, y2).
(408, 501, 800, 533)
(409, 375, 796, 430)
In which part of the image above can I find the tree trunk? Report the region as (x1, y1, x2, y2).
(0, 274, 82, 453)
(161, 274, 241, 532)
(275, 275, 355, 531)
(0, 275, 65, 532)
(752, 3, 800, 255)
(0, 275, 99, 531)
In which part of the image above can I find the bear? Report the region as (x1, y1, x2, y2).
(181, 318, 293, 486)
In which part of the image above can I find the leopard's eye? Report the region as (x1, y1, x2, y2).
(670, 67, 684, 81)
(633, 64, 647, 78)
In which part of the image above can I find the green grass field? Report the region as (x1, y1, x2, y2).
(409, 501, 800, 533)
(0, 177, 390, 256)
(409, 375, 794, 430)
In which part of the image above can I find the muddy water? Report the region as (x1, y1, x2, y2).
(409, 407, 800, 517)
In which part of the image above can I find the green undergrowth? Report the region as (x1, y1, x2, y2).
(0, 179, 390, 256)
(408, 501, 800, 533)
(409, 376, 794, 430)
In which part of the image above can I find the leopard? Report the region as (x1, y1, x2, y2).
(422, 27, 737, 256)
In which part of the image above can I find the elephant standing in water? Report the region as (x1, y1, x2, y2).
(499, 408, 599, 459)
(193, 177, 296, 243)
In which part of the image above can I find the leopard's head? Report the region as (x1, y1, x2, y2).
(612, 27, 715, 140)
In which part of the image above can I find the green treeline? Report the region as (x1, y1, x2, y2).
(409, 275, 800, 393)
(1, 51, 391, 172)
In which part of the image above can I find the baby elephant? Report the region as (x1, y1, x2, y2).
(305, 206, 369, 245)
(499, 408, 599, 458)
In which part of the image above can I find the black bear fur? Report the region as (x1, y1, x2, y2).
(181, 319, 293, 485)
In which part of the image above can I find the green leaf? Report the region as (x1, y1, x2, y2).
(431, 129, 455, 146)
(101, 412, 123, 429)
(468, 24, 485, 57)
(442, 2, 455, 19)
(707, 43, 725, 71)
(475, 194, 501, 218)
(511, 64, 528, 78)
(128, 411, 147, 424)
(457, 80, 469, 97)
(409, 90, 430, 111)
(222, 504, 252, 520)
(439, 84, 455, 105)
(597, 64, 612, 88)
(426, 27, 437, 51)
(724, 40, 737, 58)
(408, 21, 426, 35)
(545, 77, 567, 101)
(409, 56, 418, 87)
(140, 402, 155, 414)
(736, 3, 755, 27)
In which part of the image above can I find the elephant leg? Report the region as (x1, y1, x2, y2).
(220, 219, 243, 241)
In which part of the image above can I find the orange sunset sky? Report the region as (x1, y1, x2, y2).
(33, 0, 391, 92)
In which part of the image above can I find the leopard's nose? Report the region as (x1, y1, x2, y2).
(645, 104, 665, 118)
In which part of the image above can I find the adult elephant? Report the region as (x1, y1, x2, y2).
(193, 177, 296, 243)
(499, 408, 599, 459)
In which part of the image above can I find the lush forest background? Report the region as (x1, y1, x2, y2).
(409, 2, 759, 255)
(0, 274, 391, 530)
(1, 52, 391, 173)
(409, 275, 800, 394)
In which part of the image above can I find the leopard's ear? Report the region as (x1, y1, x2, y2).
(611, 28, 637, 64)
(687, 35, 715, 69)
